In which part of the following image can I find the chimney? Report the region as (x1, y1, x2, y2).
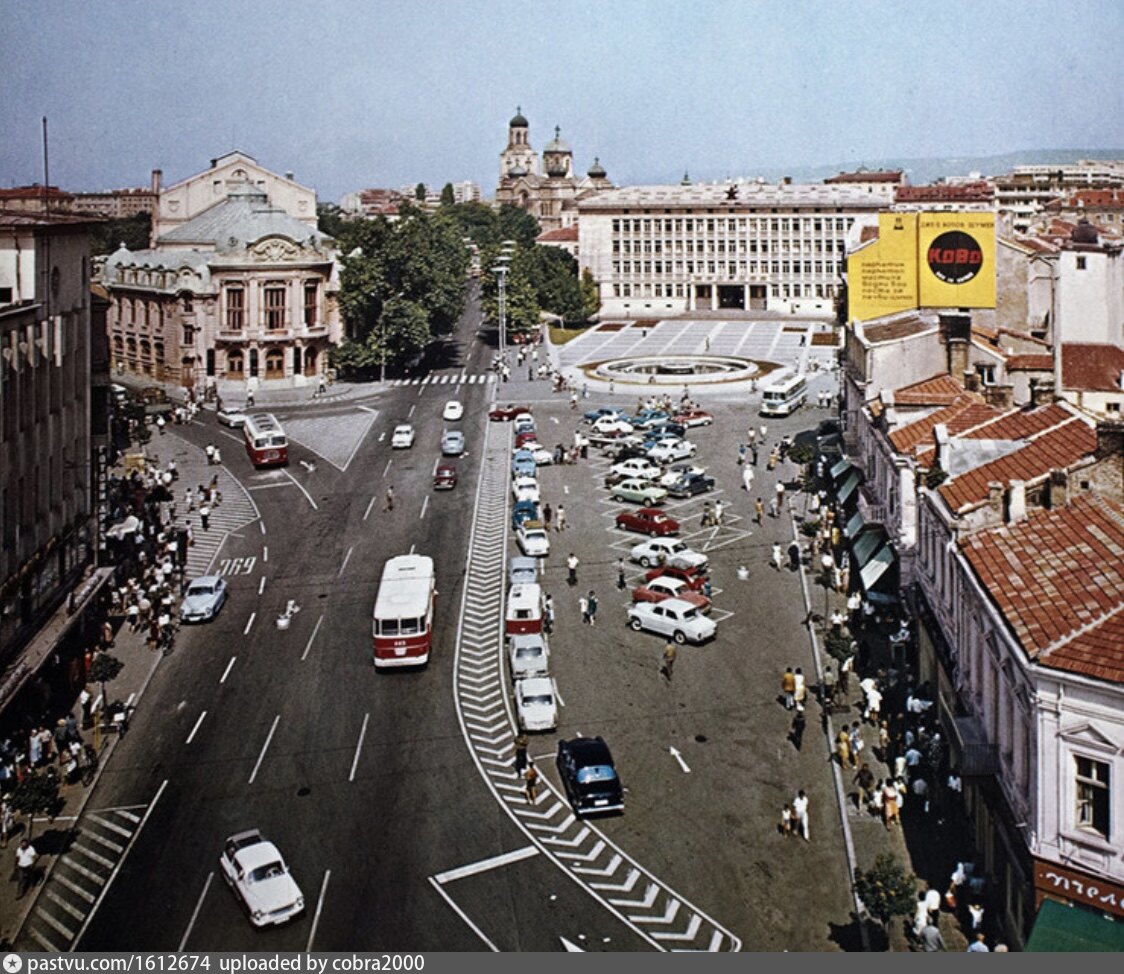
(982, 384, 1014, 409)
(988, 481, 1004, 514)
(782, 176, 792, 186)
(934, 423, 951, 472)
(1007, 480, 1027, 523)
(1030, 379, 1055, 407)
(1048, 469, 1069, 508)
(942, 314, 971, 382)
(151, 169, 162, 194)
(964, 372, 981, 392)
(285, 171, 294, 181)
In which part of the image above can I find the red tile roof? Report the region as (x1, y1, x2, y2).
(1005, 354, 1054, 370)
(861, 318, 938, 344)
(825, 170, 903, 184)
(890, 395, 1000, 454)
(1060, 343, 1124, 393)
(895, 182, 993, 203)
(939, 410, 1097, 512)
(893, 373, 964, 406)
(1046, 189, 1124, 210)
(537, 226, 579, 242)
(962, 494, 1124, 683)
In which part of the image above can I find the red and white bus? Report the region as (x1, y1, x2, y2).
(243, 413, 289, 467)
(372, 554, 436, 669)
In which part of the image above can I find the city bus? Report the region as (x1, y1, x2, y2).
(243, 413, 289, 467)
(372, 554, 436, 669)
(759, 372, 807, 417)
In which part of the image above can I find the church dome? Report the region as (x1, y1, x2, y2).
(587, 157, 607, 179)
(510, 106, 528, 128)
(507, 163, 529, 178)
(544, 126, 571, 154)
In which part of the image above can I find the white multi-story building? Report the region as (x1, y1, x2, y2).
(577, 180, 894, 319)
(993, 160, 1124, 233)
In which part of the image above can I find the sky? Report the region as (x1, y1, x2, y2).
(3, 0, 1123, 202)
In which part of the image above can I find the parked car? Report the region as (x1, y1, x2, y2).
(513, 413, 536, 434)
(515, 430, 539, 448)
(615, 507, 680, 537)
(511, 474, 541, 504)
(432, 464, 458, 490)
(219, 830, 304, 927)
(627, 598, 717, 644)
(508, 556, 538, 588)
(658, 463, 707, 488)
(583, 406, 626, 424)
(605, 443, 650, 463)
(511, 450, 537, 477)
(511, 499, 540, 530)
(641, 428, 685, 448)
(611, 478, 668, 505)
(441, 430, 466, 456)
(489, 403, 531, 422)
(528, 444, 554, 466)
(631, 576, 711, 612)
(556, 736, 624, 815)
(508, 633, 550, 680)
(647, 439, 698, 464)
(217, 407, 247, 428)
(629, 538, 709, 571)
(391, 424, 416, 449)
(516, 520, 550, 557)
(644, 564, 708, 589)
(628, 409, 672, 429)
(673, 408, 714, 427)
(442, 400, 464, 421)
(514, 676, 558, 732)
(180, 576, 228, 623)
(666, 472, 716, 498)
(610, 457, 663, 482)
(591, 416, 634, 436)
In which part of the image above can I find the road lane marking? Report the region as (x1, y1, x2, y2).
(306, 869, 331, 953)
(282, 468, 319, 510)
(419, 495, 429, 520)
(364, 495, 377, 521)
(220, 656, 236, 683)
(433, 845, 540, 884)
(408, 404, 416, 417)
(258, 576, 266, 595)
(260, 521, 266, 535)
(302, 614, 324, 662)
(349, 713, 369, 782)
(263, 545, 269, 562)
(177, 869, 212, 951)
(243, 612, 256, 635)
(339, 545, 354, 576)
(383, 459, 392, 478)
(427, 876, 499, 952)
(248, 715, 280, 784)
(185, 711, 207, 744)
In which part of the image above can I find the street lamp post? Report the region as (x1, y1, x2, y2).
(491, 264, 508, 379)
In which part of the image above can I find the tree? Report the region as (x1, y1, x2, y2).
(440, 183, 456, 207)
(824, 629, 856, 663)
(414, 183, 427, 202)
(90, 212, 151, 256)
(924, 464, 948, 489)
(10, 768, 61, 838)
(88, 652, 124, 715)
(316, 202, 348, 239)
(854, 853, 917, 945)
(580, 267, 600, 323)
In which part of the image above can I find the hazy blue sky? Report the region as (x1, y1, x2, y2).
(3, 0, 1122, 201)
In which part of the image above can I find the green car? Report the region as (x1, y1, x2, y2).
(611, 478, 668, 506)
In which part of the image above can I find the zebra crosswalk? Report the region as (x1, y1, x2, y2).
(388, 373, 497, 387)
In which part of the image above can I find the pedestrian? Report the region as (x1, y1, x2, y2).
(199, 503, 211, 531)
(0, 797, 13, 848)
(759, 424, 767, 444)
(967, 902, 985, 932)
(204, 443, 215, 465)
(780, 803, 794, 837)
(15, 838, 38, 899)
(769, 495, 779, 519)
(792, 790, 809, 841)
(781, 667, 796, 709)
(839, 653, 853, 696)
(853, 762, 876, 807)
(755, 498, 765, 524)
(660, 641, 677, 681)
(384, 486, 395, 512)
(919, 924, 945, 952)
(513, 734, 529, 775)
(850, 722, 865, 765)
(542, 503, 553, 530)
(556, 505, 567, 532)
(714, 499, 725, 525)
(156, 414, 166, 435)
(742, 465, 754, 492)
(821, 666, 837, 707)
(966, 933, 990, 953)
(836, 725, 853, 768)
(700, 501, 713, 527)
(579, 593, 590, 625)
(775, 481, 786, 509)
(543, 594, 555, 635)
(616, 558, 627, 591)
(913, 891, 932, 939)
(789, 706, 806, 750)
(882, 778, 901, 828)
(247, 388, 255, 407)
(771, 543, 783, 571)
(793, 667, 807, 709)
(587, 591, 598, 627)
(566, 553, 579, 586)
(523, 762, 540, 804)
(185, 485, 195, 511)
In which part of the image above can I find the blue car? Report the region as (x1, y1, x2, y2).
(641, 428, 686, 449)
(511, 450, 537, 476)
(628, 409, 671, 429)
(583, 406, 624, 424)
(512, 499, 540, 530)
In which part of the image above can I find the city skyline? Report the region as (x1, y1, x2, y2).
(2, 0, 1123, 201)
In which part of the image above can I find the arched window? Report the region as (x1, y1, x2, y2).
(303, 347, 318, 376)
(265, 347, 285, 379)
(226, 352, 244, 378)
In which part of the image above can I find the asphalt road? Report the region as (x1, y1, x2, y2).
(77, 295, 855, 951)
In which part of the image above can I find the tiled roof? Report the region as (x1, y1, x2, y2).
(890, 395, 999, 454)
(537, 226, 579, 242)
(962, 494, 1124, 683)
(1005, 354, 1054, 370)
(824, 170, 903, 184)
(893, 373, 964, 405)
(939, 410, 1097, 512)
(157, 185, 331, 250)
(1046, 188, 1124, 210)
(895, 182, 993, 203)
(1060, 343, 1124, 393)
(861, 318, 938, 344)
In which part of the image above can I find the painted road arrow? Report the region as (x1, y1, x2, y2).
(669, 746, 692, 773)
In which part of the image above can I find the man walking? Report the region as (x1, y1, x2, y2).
(566, 553, 579, 586)
(781, 666, 796, 709)
(579, 593, 590, 625)
(543, 594, 555, 635)
(199, 502, 211, 531)
(755, 497, 765, 524)
(385, 486, 395, 512)
(523, 762, 540, 804)
(772, 543, 783, 571)
(660, 642, 677, 682)
(616, 558, 627, 590)
(556, 505, 567, 532)
(15, 838, 38, 899)
(587, 590, 598, 627)
(542, 502, 553, 530)
(792, 790, 810, 841)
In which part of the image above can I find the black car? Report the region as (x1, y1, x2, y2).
(606, 444, 649, 463)
(646, 420, 687, 438)
(666, 473, 716, 498)
(556, 736, 624, 815)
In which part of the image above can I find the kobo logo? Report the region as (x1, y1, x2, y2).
(927, 231, 984, 284)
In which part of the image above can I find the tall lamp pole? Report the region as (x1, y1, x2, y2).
(491, 264, 508, 378)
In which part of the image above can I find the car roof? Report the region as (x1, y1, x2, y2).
(510, 633, 545, 648)
(518, 676, 553, 694)
(562, 736, 613, 764)
(188, 575, 222, 586)
(232, 839, 284, 872)
(653, 597, 698, 613)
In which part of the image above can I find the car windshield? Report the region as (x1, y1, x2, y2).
(515, 647, 541, 660)
(668, 542, 687, 553)
(249, 861, 286, 883)
(524, 694, 553, 707)
(576, 765, 617, 784)
(188, 583, 214, 596)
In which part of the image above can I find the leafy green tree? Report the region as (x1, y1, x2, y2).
(924, 464, 948, 489)
(11, 768, 61, 837)
(316, 202, 348, 239)
(414, 183, 427, 202)
(824, 630, 856, 663)
(88, 652, 124, 713)
(440, 183, 456, 207)
(580, 267, 601, 323)
(854, 853, 917, 943)
(91, 212, 151, 255)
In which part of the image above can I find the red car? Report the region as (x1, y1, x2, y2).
(643, 564, 707, 589)
(631, 576, 712, 612)
(433, 464, 458, 490)
(673, 409, 714, 427)
(489, 404, 531, 422)
(615, 507, 680, 537)
(515, 430, 539, 448)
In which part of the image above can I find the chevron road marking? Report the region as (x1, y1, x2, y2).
(589, 866, 638, 892)
(555, 839, 606, 863)
(512, 800, 565, 821)
(631, 898, 680, 926)
(540, 827, 591, 849)
(610, 882, 659, 910)
(651, 913, 703, 942)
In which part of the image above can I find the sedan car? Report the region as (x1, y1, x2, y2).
(511, 499, 539, 530)
(629, 538, 709, 571)
(391, 424, 416, 449)
(591, 416, 634, 436)
(641, 428, 685, 448)
(217, 407, 247, 428)
(611, 478, 668, 506)
(557, 736, 624, 815)
(508, 556, 538, 588)
(441, 430, 466, 456)
(658, 463, 706, 488)
(442, 400, 464, 421)
(489, 403, 531, 422)
(180, 575, 228, 623)
(514, 430, 539, 448)
(433, 463, 458, 490)
(615, 507, 680, 537)
(628, 409, 672, 429)
(583, 406, 626, 424)
(610, 457, 663, 482)
(666, 472, 716, 498)
(512, 475, 541, 504)
(513, 413, 536, 434)
(647, 439, 698, 464)
(673, 408, 714, 427)
(516, 520, 551, 557)
(220, 830, 304, 927)
(627, 598, 717, 644)
(644, 564, 708, 589)
(514, 676, 558, 732)
(631, 576, 711, 612)
(511, 450, 537, 477)
(508, 633, 550, 680)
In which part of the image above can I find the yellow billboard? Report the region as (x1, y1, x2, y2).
(848, 211, 996, 320)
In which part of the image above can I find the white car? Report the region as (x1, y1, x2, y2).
(180, 575, 228, 623)
(220, 830, 304, 927)
(509, 633, 550, 680)
(514, 676, 558, 732)
(391, 424, 416, 449)
(591, 416, 634, 436)
(528, 445, 554, 466)
(627, 598, 717, 645)
(659, 463, 706, 488)
(611, 457, 662, 481)
(647, 439, 697, 464)
(630, 538, 709, 571)
(443, 400, 464, 421)
(217, 408, 247, 428)
(512, 475, 541, 503)
(516, 520, 551, 557)
(513, 413, 536, 433)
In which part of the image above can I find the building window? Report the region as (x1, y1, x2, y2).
(226, 287, 244, 331)
(265, 284, 287, 330)
(1075, 756, 1110, 839)
(1076, 256, 1087, 270)
(304, 282, 318, 327)
(182, 294, 193, 312)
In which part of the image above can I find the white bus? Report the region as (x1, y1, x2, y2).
(372, 554, 436, 669)
(242, 413, 288, 467)
(759, 372, 807, 417)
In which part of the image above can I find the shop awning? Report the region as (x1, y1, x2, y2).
(830, 457, 853, 481)
(1026, 899, 1124, 952)
(837, 470, 861, 504)
(851, 528, 886, 569)
(860, 545, 895, 590)
(844, 511, 865, 540)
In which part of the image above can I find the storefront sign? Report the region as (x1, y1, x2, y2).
(1035, 859, 1124, 919)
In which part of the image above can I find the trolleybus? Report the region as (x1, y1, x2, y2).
(372, 554, 436, 668)
(243, 413, 289, 467)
